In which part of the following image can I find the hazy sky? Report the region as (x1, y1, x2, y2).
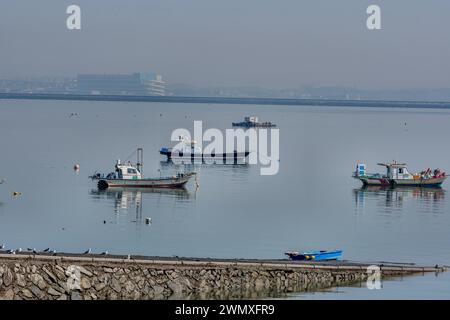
(1, 0, 450, 89)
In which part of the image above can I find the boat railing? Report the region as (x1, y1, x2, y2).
(353, 172, 386, 178)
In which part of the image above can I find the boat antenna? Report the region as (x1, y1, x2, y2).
(137, 147, 143, 175)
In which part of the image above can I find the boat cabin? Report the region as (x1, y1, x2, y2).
(172, 135, 202, 154)
(244, 116, 258, 123)
(115, 160, 142, 180)
(378, 162, 413, 180)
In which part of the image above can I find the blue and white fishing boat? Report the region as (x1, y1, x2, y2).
(285, 250, 343, 261)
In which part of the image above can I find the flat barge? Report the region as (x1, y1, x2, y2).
(232, 116, 276, 128)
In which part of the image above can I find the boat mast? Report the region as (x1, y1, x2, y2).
(137, 147, 143, 175)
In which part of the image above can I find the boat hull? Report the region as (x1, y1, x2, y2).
(232, 122, 276, 128)
(160, 149, 250, 164)
(93, 173, 195, 190)
(392, 176, 446, 187)
(285, 250, 343, 261)
(355, 176, 446, 187)
(357, 177, 390, 186)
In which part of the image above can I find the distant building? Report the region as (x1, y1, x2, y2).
(76, 73, 166, 96)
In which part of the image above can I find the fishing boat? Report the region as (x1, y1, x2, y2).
(232, 116, 276, 128)
(285, 250, 343, 261)
(160, 135, 249, 164)
(353, 161, 446, 187)
(90, 148, 196, 190)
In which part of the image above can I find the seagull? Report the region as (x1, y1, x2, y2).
(83, 248, 91, 254)
(51, 250, 57, 256)
(101, 250, 108, 255)
(43, 248, 50, 252)
(32, 249, 38, 254)
(0, 244, 5, 250)
(17, 248, 22, 253)
(7, 250, 15, 255)
(127, 254, 131, 260)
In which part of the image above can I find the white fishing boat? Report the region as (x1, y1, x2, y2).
(353, 161, 447, 187)
(90, 148, 196, 190)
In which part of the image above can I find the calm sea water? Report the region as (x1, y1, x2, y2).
(1, 99, 450, 299)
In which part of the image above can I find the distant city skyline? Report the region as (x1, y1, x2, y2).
(3, 73, 450, 102)
(1, 1, 450, 90)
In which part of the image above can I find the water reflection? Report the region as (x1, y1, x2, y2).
(159, 161, 252, 184)
(90, 187, 191, 224)
(354, 186, 445, 214)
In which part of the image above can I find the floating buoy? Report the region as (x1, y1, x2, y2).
(145, 217, 152, 225)
(74, 164, 80, 171)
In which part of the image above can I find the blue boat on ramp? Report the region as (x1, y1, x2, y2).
(285, 250, 343, 261)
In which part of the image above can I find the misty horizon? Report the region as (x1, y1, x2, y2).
(2, 1, 450, 91)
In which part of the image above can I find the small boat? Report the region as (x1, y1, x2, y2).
(160, 135, 249, 164)
(285, 250, 343, 261)
(353, 161, 446, 187)
(90, 148, 196, 190)
(232, 116, 276, 128)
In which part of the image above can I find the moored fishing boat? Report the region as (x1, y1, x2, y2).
(90, 148, 196, 190)
(285, 250, 343, 261)
(353, 161, 447, 187)
(160, 135, 249, 164)
(232, 116, 276, 128)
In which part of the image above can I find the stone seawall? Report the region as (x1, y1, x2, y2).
(0, 254, 443, 300)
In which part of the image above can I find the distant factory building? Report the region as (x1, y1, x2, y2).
(76, 73, 166, 96)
